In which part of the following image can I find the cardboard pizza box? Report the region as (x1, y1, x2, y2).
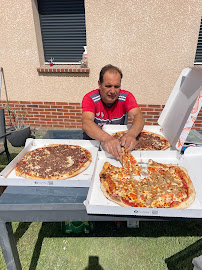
(0, 139, 100, 187)
(85, 148, 202, 218)
(102, 67, 202, 151)
(158, 67, 202, 150)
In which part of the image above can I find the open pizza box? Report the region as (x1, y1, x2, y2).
(85, 148, 202, 218)
(102, 67, 202, 152)
(0, 139, 100, 187)
(85, 67, 202, 218)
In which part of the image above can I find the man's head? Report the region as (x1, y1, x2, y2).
(98, 64, 123, 107)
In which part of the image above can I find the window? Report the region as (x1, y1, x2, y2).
(195, 16, 202, 64)
(37, 0, 86, 64)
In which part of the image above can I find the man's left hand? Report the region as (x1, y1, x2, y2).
(120, 133, 137, 151)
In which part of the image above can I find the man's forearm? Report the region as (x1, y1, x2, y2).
(128, 111, 145, 138)
(82, 119, 112, 142)
(83, 118, 122, 159)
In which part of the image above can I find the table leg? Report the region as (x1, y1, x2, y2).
(0, 222, 22, 270)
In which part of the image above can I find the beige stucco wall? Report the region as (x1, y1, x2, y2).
(0, 0, 201, 104)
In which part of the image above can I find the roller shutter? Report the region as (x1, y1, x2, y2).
(195, 17, 202, 64)
(37, 0, 86, 64)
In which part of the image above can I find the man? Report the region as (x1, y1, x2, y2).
(82, 64, 145, 159)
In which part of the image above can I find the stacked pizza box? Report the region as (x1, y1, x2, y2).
(85, 67, 202, 218)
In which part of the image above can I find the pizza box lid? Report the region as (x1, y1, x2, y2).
(103, 67, 202, 151)
(158, 67, 202, 150)
(0, 139, 100, 187)
(85, 148, 202, 218)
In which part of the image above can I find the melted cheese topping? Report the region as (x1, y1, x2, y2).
(100, 160, 189, 208)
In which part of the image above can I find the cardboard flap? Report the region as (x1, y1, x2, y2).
(158, 67, 202, 149)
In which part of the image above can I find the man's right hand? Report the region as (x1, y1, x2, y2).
(103, 136, 122, 160)
(82, 112, 122, 159)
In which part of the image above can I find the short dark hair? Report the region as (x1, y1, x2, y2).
(99, 64, 123, 84)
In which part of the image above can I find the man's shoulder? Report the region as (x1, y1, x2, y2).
(120, 89, 131, 94)
(84, 89, 101, 103)
(85, 89, 99, 96)
(118, 89, 133, 101)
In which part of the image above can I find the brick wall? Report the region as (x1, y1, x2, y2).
(1, 100, 202, 130)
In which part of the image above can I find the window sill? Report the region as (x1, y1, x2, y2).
(37, 64, 90, 73)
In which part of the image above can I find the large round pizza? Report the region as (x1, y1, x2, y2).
(112, 130, 170, 150)
(15, 144, 92, 179)
(100, 148, 195, 209)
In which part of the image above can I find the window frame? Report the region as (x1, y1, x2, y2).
(37, 0, 87, 65)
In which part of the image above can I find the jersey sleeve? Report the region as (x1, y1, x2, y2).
(82, 94, 95, 114)
(125, 92, 139, 113)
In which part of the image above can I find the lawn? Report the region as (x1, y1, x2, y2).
(0, 132, 202, 270)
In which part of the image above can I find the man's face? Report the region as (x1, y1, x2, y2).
(98, 71, 121, 107)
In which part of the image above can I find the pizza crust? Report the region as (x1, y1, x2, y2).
(169, 165, 195, 209)
(100, 161, 132, 207)
(100, 182, 127, 207)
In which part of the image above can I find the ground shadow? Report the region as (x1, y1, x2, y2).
(28, 222, 106, 270)
(84, 256, 104, 270)
(25, 220, 202, 270)
(165, 238, 202, 270)
(14, 222, 32, 243)
(28, 222, 63, 270)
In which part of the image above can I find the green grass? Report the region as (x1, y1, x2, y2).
(1, 221, 202, 269)
(0, 132, 202, 269)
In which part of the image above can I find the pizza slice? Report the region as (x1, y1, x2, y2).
(99, 162, 134, 206)
(99, 161, 149, 207)
(147, 159, 196, 208)
(120, 147, 142, 177)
